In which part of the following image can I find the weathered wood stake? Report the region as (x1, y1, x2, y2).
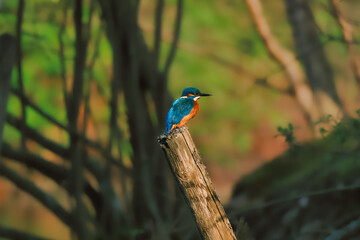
(158, 126, 237, 240)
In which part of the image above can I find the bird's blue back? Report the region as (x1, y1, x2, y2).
(165, 98, 195, 133)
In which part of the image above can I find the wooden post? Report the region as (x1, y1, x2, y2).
(158, 127, 237, 240)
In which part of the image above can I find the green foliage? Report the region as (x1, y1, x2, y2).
(231, 113, 360, 239)
(234, 112, 360, 198)
(276, 123, 297, 146)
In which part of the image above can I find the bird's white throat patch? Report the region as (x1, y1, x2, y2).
(181, 96, 200, 101)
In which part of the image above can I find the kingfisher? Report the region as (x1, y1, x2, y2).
(165, 87, 211, 134)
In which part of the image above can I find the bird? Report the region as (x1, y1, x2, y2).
(165, 87, 211, 134)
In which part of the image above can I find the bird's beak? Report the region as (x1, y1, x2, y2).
(199, 93, 211, 97)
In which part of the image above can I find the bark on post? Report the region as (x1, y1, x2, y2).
(158, 127, 237, 240)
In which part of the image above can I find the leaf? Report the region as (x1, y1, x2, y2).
(319, 127, 328, 135)
(356, 109, 360, 117)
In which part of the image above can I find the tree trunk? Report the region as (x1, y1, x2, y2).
(245, 0, 319, 125)
(331, 0, 360, 97)
(98, 1, 178, 239)
(284, 0, 344, 118)
(0, 34, 17, 155)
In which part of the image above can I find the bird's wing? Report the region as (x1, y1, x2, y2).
(165, 98, 193, 133)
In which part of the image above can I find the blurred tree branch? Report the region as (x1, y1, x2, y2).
(254, 78, 293, 95)
(0, 226, 51, 240)
(11, 87, 67, 130)
(16, 0, 27, 150)
(1, 142, 102, 216)
(0, 34, 16, 155)
(2, 142, 68, 181)
(157, 0, 183, 123)
(140, 18, 255, 79)
(58, 0, 70, 117)
(1, 1, 199, 238)
(154, 0, 164, 69)
(163, 0, 183, 79)
(0, 163, 72, 228)
(330, 0, 360, 97)
(97, 1, 189, 238)
(68, 0, 93, 236)
(5, 111, 130, 205)
(284, 0, 345, 118)
(229, 183, 360, 218)
(325, 217, 360, 240)
(6, 113, 69, 157)
(10, 88, 130, 172)
(245, 0, 317, 128)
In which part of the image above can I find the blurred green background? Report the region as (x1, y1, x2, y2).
(1, 0, 360, 239)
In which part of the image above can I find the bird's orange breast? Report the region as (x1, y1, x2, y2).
(179, 101, 199, 126)
(168, 101, 200, 132)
